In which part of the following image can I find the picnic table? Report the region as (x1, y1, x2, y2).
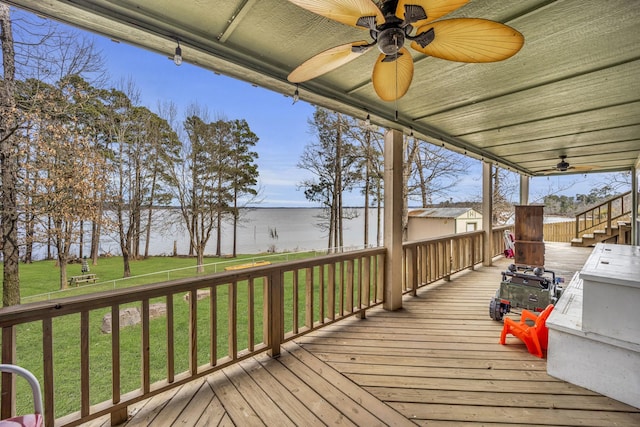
(68, 274, 97, 287)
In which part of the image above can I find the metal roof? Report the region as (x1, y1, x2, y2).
(408, 207, 481, 219)
(6, 0, 640, 176)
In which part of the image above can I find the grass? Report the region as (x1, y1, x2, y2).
(1, 251, 376, 418)
(3, 252, 315, 304)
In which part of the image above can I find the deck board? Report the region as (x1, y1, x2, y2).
(101, 245, 639, 426)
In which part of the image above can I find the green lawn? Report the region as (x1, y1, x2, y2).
(1, 252, 315, 304)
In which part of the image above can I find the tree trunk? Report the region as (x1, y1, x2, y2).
(144, 171, 158, 258)
(334, 115, 342, 252)
(0, 4, 21, 306)
(79, 220, 84, 258)
(90, 218, 101, 264)
(232, 196, 238, 258)
(196, 246, 204, 273)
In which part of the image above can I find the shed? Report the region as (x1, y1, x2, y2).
(407, 207, 482, 240)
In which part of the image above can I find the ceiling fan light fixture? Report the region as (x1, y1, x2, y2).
(292, 85, 300, 104)
(173, 41, 182, 66)
(377, 27, 405, 55)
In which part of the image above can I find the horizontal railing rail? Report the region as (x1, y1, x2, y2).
(0, 247, 385, 426)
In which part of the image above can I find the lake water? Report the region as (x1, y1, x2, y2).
(94, 207, 383, 257)
(32, 207, 573, 260)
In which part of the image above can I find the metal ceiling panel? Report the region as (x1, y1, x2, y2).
(4, 0, 640, 176)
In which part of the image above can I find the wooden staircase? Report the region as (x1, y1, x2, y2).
(571, 191, 632, 247)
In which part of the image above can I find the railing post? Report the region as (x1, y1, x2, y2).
(267, 270, 283, 358)
(470, 237, 476, 271)
(406, 246, 417, 296)
(606, 200, 613, 235)
(1, 326, 16, 420)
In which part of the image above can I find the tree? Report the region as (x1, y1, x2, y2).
(2, 7, 106, 302)
(168, 107, 225, 271)
(25, 76, 109, 289)
(345, 119, 384, 248)
(209, 118, 234, 257)
(298, 108, 360, 252)
(402, 135, 472, 235)
(141, 108, 181, 258)
(228, 119, 259, 257)
(101, 80, 178, 276)
(1, 3, 20, 305)
(492, 166, 518, 225)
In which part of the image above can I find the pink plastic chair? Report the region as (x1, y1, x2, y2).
(0, 365, 43, 427)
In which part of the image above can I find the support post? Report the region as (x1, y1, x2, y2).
(482, 161, 493, 266)
(632, 163, 639, 246)
(383, 129, 403, 311)
(520, 175, 529, 205)
(267, 270, 283, 357)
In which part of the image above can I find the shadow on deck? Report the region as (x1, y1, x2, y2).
(89, 243, 640, 426)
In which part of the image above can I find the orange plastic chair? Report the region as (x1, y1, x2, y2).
(0, 365, 43, 427)
(499, 304, 554, 358)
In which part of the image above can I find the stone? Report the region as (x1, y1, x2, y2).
(183, 289, 211, 302)
(101, 307, 141, 334)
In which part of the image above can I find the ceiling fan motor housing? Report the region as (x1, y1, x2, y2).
(378, 27, 405, 55)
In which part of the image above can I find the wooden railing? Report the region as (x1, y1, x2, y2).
(543, 220, 574, 243)
(0, 248, 385, 426)
(574, 191, 632, 239)
(0, 228, 509, 426)
(402, 227, 511, 294)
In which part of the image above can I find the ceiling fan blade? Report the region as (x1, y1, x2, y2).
(396, 0, 469, 27)
(539, 165, 594, 175)
(372, 47, 414, 101)
(570, 165, 595, 172)
(287, 0, 384, 29)
(411, 18, 524, 62)
(288, 41, 372, 83)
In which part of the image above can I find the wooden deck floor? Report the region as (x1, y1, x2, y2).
(90, 244, 640, 426)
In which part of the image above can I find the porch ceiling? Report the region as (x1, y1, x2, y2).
(6, 0, 640, 176)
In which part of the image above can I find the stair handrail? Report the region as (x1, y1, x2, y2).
(574, 191, 632, 239)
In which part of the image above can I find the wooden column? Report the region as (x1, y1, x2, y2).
(482, 161, 493, 266)
(632, 163, 638, 246)
(520, 175, 530, 205)
(383, 129, 403, 311)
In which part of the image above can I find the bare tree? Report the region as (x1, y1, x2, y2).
(346, 119, 384, 248)
(298, 108, 360, 252)
(167, 105, 221, 271)
(24, 76, 109, 289)
(402, 136, 472, 236)
(1, 3, 20, 305)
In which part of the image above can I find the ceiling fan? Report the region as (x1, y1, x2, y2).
(541, 155, 595, 175)
(286, 0, 524, 101)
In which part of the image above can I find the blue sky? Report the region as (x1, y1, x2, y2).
(58, 20, 620, 207)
